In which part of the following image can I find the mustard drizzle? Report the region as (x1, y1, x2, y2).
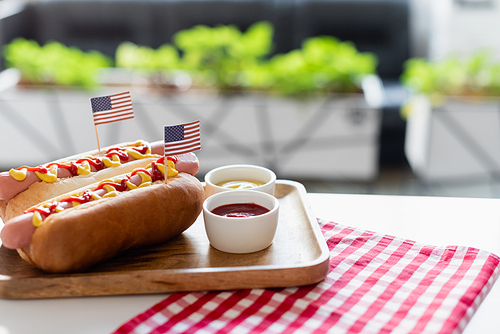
(29, 158, 178, 227)
(9, 140, 156, 182)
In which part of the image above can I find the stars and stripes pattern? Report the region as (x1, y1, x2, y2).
(164, 120, 201, 156)
(113, 220, 500, 334)
(90, 91, 134, 126)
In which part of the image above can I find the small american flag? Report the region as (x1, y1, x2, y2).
(90, 91, 134, 126)
(164, 120, 201, 156)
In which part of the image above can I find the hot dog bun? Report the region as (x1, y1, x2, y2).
(19, 172, 204, 273)
(0, 140, 162, 221)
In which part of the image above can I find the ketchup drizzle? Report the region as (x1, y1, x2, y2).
(151, 162, 163, 182)
(14, 144, 150, 175)
(27, 202, 60, 217)
(59, 189, 95, 205)
(24, 155, 178, 220)
(105, 149, 128, 162)
(95, 177, 130, 192)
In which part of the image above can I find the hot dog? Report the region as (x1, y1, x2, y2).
(0, 155, 204, 273)
(0, 140, 170, 222)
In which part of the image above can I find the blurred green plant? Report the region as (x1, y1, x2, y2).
(401, 50, 500, 98)
(115, 21, 377, 95)
(5, 21, 377, 94)
(174, 21, 273, 90)
(116, 21, 273, 90)
(244, 36, 377, 95)
(115, 42, 180, 71)
(4, 38, 113, 88)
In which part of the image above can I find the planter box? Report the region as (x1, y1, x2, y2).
(405, 95, 500, 182)
(0, 70, 382, 181)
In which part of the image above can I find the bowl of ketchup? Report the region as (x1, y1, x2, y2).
(203, 190, 280, 253)
(204, 164, 276, 198)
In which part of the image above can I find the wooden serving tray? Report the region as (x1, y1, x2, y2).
(0, 180, 330, 299)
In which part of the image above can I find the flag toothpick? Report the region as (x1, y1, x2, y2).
(94, 125, 101, 151)
(90, 91, 134, 151)
(164, 120, 201, 179)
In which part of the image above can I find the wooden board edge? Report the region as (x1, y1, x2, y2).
(0, 253, 331, 299)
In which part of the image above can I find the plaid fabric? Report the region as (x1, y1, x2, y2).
(114, 219, 500, 334)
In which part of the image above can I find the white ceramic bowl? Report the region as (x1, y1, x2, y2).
(204, 164, 276, 198)
(203, 190, 280, 253)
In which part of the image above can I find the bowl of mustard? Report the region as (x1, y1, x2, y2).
(204, 164, 276, 198)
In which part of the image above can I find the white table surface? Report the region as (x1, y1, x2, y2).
(0, 193, 499, 334)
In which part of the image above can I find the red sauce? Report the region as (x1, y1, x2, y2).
(14, 165, 48, 173)
(134, 145, 149, 155)
(105, 149, 129, 161)
(151, 162, 163, 182)
(13, 144, 152, 175)
(45, 158, 104, 176)
(130, 168, 151, 178)
(59, 189, 95, 205)
(161, 156, 178, 164)
(75, 158, 105, 171)
(27, 202, 61, 217)
(23, 155, 173, 218)
(95, 177, 130, 192)
(23, 155, 183, 223)
(211, 203, 270, 218)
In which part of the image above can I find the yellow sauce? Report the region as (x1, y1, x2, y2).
(9, 140, 157, 183)
(103, 191, 120, 198)
(103, 184, 117, 192)
(126, 181, 138, 190)
(76, 160, 92, 175)
(134, 170, 152, 183)
(166, 159, 178, 177)
(103, 154, 121, 168)
(29, 159, 168, 227)
(35, 165, 58, 183)
(32, 211, 44, 227)
(9, 168, 28, 181)
(216, 180, 265, 189)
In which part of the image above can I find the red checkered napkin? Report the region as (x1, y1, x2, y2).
(114, 219, 500, 334)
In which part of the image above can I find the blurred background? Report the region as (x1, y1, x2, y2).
(1, 0, 500, 198)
